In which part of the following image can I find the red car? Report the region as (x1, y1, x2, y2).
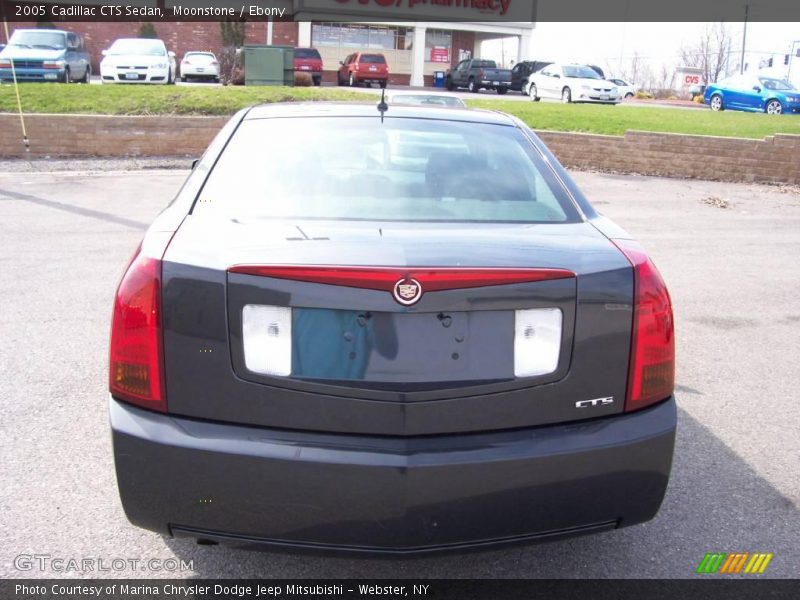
(293, 47, 322, 86)
(337, 52, 388, 88)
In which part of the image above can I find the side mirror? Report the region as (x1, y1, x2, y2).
(168, 51, 176, 58)
(553, 74, 560, 79)
(339, 61, 344, 66)
(752, 86, 761, 92)
(101, 49, 108, 56)
(191, 158, 199, 170)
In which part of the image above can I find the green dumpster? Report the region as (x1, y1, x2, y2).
(243, 45, 295, 86)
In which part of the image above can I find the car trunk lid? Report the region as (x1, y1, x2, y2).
(160, 218, 633, 435)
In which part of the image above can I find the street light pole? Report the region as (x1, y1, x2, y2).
(740, 3, 749, 74)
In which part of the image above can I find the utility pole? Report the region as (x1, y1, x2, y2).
(740, 3, 749, 74)
(789, 40, 800, 85)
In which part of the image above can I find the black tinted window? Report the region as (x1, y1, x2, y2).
(360, 54, 386, 64)
(295, 48, 321, 59)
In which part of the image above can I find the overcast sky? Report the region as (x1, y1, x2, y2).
(485, 22, 799, 83)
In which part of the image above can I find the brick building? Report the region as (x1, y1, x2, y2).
(1, 1, 535, 86)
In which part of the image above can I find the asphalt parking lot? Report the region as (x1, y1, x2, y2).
(0, 166, 798, 579)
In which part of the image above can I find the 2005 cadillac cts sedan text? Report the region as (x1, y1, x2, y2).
(109, 102, 676, 555)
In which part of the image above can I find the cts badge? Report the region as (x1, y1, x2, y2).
(393, 277, 423, 306)
(575, 397, 614, 409)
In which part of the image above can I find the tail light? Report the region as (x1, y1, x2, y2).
(612, 239, 675, 412)
(211, 61, 219, 66)
(182, 60, 191, 65)
(0, 59, 12, 69)
(109, 233, 173, 412)
(478, 69, 485, 79)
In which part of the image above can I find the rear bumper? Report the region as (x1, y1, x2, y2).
(110, 396, 676, 555)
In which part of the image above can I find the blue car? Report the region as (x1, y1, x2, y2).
(704, 74, 800, 115)
(0, 29, 91, 83)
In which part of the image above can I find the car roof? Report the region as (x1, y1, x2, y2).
(244, 102, 516, 126)
(114, 38, 164, 43)
(14, 29, 65, 34)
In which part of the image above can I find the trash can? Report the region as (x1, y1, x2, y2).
(433, 71, 446, 88)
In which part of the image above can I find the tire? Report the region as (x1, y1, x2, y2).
(497, 87, 508, 95)
(80, 65, 90, 83)
(561, 87, 572, 103)
(349, 73, 355, 87)
(529, 83, 540, 102)
(625, 92, 634, 99)
(446, 76, 454, 91)
(468, 77, 478, 93)
(313, 76, 321, 87)
(61, 67, 70, 83)
(168, 69, 175, 85)
(181, 76, 187, 82)
(710, 94, 724, 112)
(765, 99, 783, 115)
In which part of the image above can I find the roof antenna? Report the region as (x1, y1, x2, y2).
(377, 85, 389, 123)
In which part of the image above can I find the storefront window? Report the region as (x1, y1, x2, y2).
(312, 23, 410, 51)
(425, 29, 452, 64)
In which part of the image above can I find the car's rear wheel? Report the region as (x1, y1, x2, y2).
(497, 87, 508, 95)
(80, 65, 90, 83)
(61, 67, 70, 84)
(710, 94, 724, 111)
(561, 87, 572, 103)
(468, 78, 478, 93)
(529, 83, 540, 102)
(349, 73, 355, 87)
(445, 76, 454, 91)
(765, 99, 783, 115)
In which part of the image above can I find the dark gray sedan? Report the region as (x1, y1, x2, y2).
(109, 103, 676, 555)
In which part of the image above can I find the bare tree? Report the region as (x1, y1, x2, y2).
(679, 23, 733, 84)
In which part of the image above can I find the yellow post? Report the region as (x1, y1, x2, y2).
(2, 19, 30, 152)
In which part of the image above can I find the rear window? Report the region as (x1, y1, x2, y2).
(185, 53, 215, 63)
(360, 54, 386, 64)
(473, 60, 497, 68)
(295, 48, 321, 59)
(194, 117, 579, 224)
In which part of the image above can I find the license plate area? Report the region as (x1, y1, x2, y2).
(291, 309, 513, 383)
(125, 72, 139, 80)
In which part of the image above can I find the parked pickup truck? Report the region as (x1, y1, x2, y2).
(446, 59, 512, 94)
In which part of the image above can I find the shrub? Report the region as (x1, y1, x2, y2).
(138, 23, 157, 39)
(634, 90, 654, 100)
(294, 72, 313, 87)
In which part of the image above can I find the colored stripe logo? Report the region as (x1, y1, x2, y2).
(696, 553, 773, 574)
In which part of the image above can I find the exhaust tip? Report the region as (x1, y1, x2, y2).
(196, 538, 218, 546)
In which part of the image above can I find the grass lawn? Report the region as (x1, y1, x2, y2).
(466, 99, 800, 139)
(0, 83, 365, 116)
(1, 83, 799, 140)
